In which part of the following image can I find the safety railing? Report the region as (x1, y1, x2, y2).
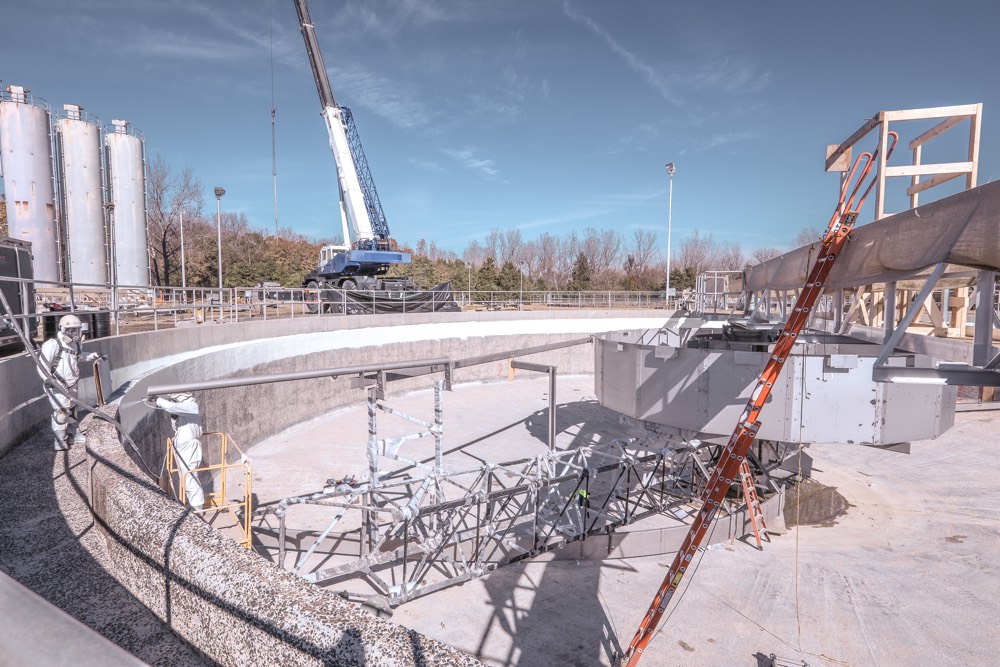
(0, 272, 676, 350)
(165, 431, 253, 549)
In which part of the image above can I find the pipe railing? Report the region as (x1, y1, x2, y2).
(0, 274, 676, 348)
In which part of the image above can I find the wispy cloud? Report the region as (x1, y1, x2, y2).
(602, 122, 663, 156)
(442, 146, 499, 178)
(331, 65, 432, 130)
(122, 28, 255, 62)
(698, 130, 761, 151)
(562, 1, 681, 107)
(333, 0, 528, 39)
(409, 157, 448, 173)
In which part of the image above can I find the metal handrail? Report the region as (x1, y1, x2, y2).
(165, 431, 253, 549)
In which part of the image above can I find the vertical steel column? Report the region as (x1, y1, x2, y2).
(548, 367, 557, 452)
(364, 385, 378, 556)
(884, 282, 897, 342)
(434, 379, 444, 473)
(277, 508, 287, 566)
(834, 288, 844, 331)
(973, 270, 996, 366)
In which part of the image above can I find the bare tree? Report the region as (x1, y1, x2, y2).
(536, 233, 559, 287)
(553, 231, 580, 289)
(715, 241, 745, 271)
(793, 226, 824, 247)
(484, 228, 501, 264)
(499, 227, 523, 265)
(629, 228, 659, 272)
(462, 240, 486, 268)
(146, 154, 204, 286)
(750, 247, 783, 264)
(674, 230, 716, 276)
(579, 227, 623, 275)
(520, 240, 539, 279)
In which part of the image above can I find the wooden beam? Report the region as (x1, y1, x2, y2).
(825, 116, 880, 172)
(882, 104, 980, 122)
(875, 114, 889, 219)
(885, 161, 974, 177)
(907, 171, 963, 196)
(909, 115, 966, 149)
(968, 103, 983, 188)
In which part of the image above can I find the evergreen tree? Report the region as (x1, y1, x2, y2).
(476, 256, 499, 291)
(569, 252, 591, 291)
(497, 261, 521, 292)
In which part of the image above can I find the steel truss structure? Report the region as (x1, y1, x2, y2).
(250, 373, 791, 607)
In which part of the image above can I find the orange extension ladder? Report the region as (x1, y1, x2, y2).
(621, 132, 898, 666)
(739, 459, 770, 550)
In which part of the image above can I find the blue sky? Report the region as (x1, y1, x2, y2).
(3, 0, 999, 257)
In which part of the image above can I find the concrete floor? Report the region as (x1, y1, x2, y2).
(251, 375, 1000, 667)
(3, 371, 998, 666)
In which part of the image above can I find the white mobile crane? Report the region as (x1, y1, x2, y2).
(293, 0, 412, 293)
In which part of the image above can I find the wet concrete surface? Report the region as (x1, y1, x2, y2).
(783, 478, 852, 528)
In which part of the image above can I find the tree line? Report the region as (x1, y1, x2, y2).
(0, 159, 819, 292)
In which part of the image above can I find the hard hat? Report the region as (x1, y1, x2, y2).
(58, 314, 83, 340)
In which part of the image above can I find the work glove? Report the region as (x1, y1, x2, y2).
(86, 352, 105, 362)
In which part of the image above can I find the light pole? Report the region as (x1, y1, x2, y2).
(665, 162, 676, 305)
(214, 187, 225, 291)
(518, 262, 531, 310)
(520, 262, 530, 310)
(179, 209, 187, 289)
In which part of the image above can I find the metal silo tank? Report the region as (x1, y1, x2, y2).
(104, 119, 148, 286)
(0, 85, 62, 284)
(55, 103, 108, 286)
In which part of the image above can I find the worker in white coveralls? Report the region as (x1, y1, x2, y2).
(37, 314, 104, 451)
(154, 393, 206, 509)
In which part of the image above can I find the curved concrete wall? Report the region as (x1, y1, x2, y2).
(2, 310, 668, 665)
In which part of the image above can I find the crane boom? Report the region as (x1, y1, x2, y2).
(292, 0, 385, 249)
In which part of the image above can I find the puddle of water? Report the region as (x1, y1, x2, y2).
(784, 478, 851, 528)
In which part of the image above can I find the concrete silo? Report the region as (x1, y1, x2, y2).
(55, 104, 108, 286)
(0, 85, 62, 284)
(104, 119, 148, 286)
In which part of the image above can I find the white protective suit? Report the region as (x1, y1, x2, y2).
(37, 319, 100, 450)
(155, 394, 205, 509)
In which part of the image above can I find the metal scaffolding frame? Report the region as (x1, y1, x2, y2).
(248, 381, 791, 607)
(145, 337, 790, 606)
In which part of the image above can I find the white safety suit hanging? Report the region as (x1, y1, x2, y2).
(155, 395, 205, 509)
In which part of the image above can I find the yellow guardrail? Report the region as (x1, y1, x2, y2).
(166, 431, 253, 549)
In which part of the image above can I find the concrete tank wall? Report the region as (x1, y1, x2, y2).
(0, 310, 667, 664)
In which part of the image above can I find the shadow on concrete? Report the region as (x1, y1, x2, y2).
(523, 398, 626, 451)
(0, 426, 209, 666)
(472, 398, 634, 665)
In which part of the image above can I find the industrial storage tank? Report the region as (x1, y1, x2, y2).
(55, 104, 108, 285)
(104, 119, 148, 286)
(0, 85, 62, 284)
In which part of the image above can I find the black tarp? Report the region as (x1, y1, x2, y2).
(324, 281, 461, 314)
